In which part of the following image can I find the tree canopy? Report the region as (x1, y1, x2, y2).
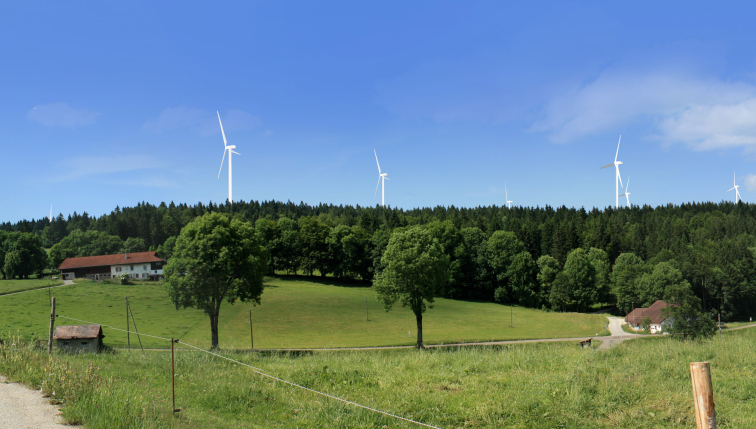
(163, 212, 268, 349)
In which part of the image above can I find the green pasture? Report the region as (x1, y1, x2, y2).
(0, 278, 64, 296)
(0, 276, 607, 349)
(3, 327, 756, 428)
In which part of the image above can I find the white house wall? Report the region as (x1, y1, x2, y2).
(111, 262, 152, 280)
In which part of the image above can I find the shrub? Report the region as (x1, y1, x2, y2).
(116, 273, 131, 285)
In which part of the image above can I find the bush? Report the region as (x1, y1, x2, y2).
(116, 273, 131, 285)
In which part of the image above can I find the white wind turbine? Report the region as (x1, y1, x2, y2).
(619, 177, 631, 208)
(600, 135, 623, 209)
(49, 205, 52, 223)
(217, 111, 240, 203)
(505, 183, 513, 209)
(728, 172, 742, 203)
(374, 150, 390, 207)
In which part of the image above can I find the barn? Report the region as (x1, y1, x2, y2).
(53, 324, 105, 353)
(58, 251, 167, 281)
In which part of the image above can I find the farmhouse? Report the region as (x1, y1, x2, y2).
(625, 300, 669, 334)
(58, 251, 167, 281)
(53, 324, 104, 353)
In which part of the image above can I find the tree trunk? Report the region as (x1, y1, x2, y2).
(415, 312, 424, 349)
(210, 311, 220, 349)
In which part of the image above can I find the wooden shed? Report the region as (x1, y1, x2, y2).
(53, 324, 105, 353)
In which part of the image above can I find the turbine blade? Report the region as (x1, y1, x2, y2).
(375, 176, 381, 195)
(615, 135, 621, 162)
(600, 163, 614, 169)
(728, 187, 735, 192)
(231, 150, 240, 155)
(619, 193, 626, 197)
(384, 177, 390, 180)
(218, 149, 227, 178)
(217, 111, 228, 147)
(626, 177, 630, 191)
(616, 165, 623, 188)
(374, 150, 381, 174)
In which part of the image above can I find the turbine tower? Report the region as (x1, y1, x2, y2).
(49, 205, 52, 223)
(374, 150, 390, 207)
(619, 177, 631, 208)
(217, 111, 240, 203)
(505, 183, 513, 209)
(728, 172, 742, 203)
(600, 135, 623, 209)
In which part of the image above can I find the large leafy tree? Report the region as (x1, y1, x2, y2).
(3, 233, 47, 279)
(611, 252, 647, 314)
(562, 248, 597, 312)
(164, 212, 267, 349)
(636, 262, 686, 307)
(536, 255, 560, 305)
(373, 226, 449, 348)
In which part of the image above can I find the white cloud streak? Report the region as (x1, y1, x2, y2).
(27, 102, 100, 127)
(55, 155, 161, 182)
(744, 174, 756, 191)
(143, 106, 261, 136)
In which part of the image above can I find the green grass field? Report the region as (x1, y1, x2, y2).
(2, 327, 756, 428)
(0, 276, 608, 349)
(0, 278, 63, 296)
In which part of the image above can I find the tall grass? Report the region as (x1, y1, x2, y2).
(2, 329, 755, 428)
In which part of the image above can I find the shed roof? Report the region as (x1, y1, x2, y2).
(53, 325, 104, 340)
(58, 251, 165, 270)
(625, 300, 669, 325)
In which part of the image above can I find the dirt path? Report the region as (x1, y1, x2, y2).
(0, 376, 80, 429)
(0, 280, 74, 298)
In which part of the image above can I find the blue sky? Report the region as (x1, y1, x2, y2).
(3, 1, 756, 222)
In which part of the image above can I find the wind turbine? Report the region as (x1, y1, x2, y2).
(49, 205, 52, 223)
(600, 135, 623, 209)
(728, 172, 742, 203)
(505, 183, 513, 209)
(217, 111, 240, 204)
(619, 177, 631, 208)
(374, 150, 390, 207)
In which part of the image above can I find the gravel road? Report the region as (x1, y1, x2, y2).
(0, 376, 80, 429)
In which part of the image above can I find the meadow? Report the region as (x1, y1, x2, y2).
(2, 327, 755, 428)
(0, 278, 63, 296)
(0, 276, 608, 349)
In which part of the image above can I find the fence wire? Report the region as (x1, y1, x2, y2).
(55, 315, 443, 429)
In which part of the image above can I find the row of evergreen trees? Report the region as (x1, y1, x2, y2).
(3, 199, 756, 320)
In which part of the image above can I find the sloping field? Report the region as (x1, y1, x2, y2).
(0, 276, 606, 349)
(0, 279, 63, 296)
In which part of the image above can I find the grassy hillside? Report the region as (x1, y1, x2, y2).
(0, 276, 607, 349)
(2, 327, 755, 428)
(0, 278, 63, 296)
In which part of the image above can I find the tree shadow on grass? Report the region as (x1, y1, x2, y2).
(266, 274, 371, 289)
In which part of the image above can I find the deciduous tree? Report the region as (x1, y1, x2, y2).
(164, 212, 267, 349)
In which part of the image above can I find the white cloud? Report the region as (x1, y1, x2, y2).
(656, 100, 756, 150)
(143, 106, 261, 136)
(27, 102, 100, 127)
(532, 68, 756, 145)
(55, 155, 160, 181)
(744, 174, 756, 191)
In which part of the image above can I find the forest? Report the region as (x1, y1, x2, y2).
(2, 199, 756, 321)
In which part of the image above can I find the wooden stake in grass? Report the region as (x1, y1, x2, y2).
(249, 309, 253, 350)
(690, 362, 716, 429)
(47, 297, 55, 354)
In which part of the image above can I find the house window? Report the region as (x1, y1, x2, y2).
(130, 265, 134, 271)
(62, 341, 70, 345)
(157, 262, 161, 266)
(116, 267, 121, 272)
(144, 265, 147, 270)
(81, 342, 88, 345)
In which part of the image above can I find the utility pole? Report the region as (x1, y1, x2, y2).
(126, 297, 130, 350)
(126, 297, 144, 353)
(47, 297, 56, 354)
(171, 338, 181, 413)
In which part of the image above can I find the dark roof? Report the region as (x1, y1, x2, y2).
(625, 300, 669, 325)
(59, 251, 166, 270)
(53, 325, 104, 340)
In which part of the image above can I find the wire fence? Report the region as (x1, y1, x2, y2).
(55, 315, 443, 429)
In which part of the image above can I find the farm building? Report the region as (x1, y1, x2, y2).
(58, 251, 167, 281)
(53, 324, 105, 353)
(625, 300, 670, 333)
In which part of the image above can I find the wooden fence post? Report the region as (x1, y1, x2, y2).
(47, 297, 56, 354)
(690, 362, 716, 429)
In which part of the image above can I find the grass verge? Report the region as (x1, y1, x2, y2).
(0, 278, 64, 296)
(2, 328, 756, 428)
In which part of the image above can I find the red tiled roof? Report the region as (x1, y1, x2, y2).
(625, 300, 669, 325)
(53, 325, 103, 339)
(58, 251, 166, 270)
